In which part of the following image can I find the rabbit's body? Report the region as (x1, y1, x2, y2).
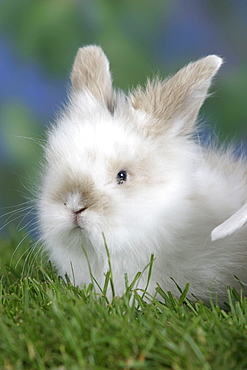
(38, 46, 247, 304)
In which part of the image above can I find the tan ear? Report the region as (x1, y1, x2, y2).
(71, 45, 113, 107)
(131, 55, 222, 136)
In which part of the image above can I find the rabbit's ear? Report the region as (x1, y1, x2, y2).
(71, 45, 113, 107)
(131, 55, 222, 137)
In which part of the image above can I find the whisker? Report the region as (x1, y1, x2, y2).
(16, 208, 35, 231)
(0, 214, 29, 231)
(22, 242, 43, 277)
(1, 200, 36, 235)
(14, 245, 32, 270)
(10, 232, 32, 267)
(0, 203, 32, 218)
(6, 134, 45, 148)
(21, 247, 35, 276)
(17, 218, 35, 233)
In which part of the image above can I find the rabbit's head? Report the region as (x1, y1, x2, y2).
(39, 46, 222, 260)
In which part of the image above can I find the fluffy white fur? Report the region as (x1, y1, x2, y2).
(38, 45, 247, 305)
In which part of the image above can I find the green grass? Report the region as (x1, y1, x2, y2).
(0, 231, 247, 369)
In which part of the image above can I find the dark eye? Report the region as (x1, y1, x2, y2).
(116, 170, 127, 185)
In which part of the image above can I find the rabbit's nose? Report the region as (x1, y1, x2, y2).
(72, 207, 88, 227)
(74, 207, 87, 214)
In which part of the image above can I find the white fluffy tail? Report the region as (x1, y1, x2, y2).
(211, 202, 247, 241)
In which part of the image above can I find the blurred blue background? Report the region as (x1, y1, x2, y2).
(1, 0, 247, 234)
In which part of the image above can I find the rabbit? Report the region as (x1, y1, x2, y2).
(38, 45, 247, 305)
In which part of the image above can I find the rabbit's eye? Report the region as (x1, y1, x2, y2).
(116, 170, 127, 185)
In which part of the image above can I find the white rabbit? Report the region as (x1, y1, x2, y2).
(38, 45, 247, 305)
